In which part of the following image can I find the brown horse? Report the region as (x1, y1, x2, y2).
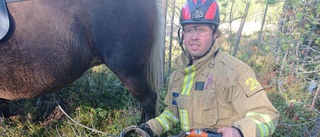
(0, 0, 163, 122)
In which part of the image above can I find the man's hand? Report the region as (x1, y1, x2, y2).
(217, 127, 243, 137)
(137, 123, 154, 137)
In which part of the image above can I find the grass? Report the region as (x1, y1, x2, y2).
(0, 65, 319, 136)
(0, 65, 142, 136)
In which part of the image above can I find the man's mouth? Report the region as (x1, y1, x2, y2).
(190, 44, 200, 50)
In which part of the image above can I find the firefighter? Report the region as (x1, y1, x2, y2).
(138, 0, 280, 136)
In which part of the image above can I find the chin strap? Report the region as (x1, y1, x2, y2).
(178, 26, 193, 65)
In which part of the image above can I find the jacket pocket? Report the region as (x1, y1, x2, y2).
(202, 90, 219, 126)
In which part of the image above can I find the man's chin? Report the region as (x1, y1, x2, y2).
(190, 54, 202, 59)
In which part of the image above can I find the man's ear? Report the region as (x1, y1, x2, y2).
(214, 30, 221, 38)
(213, 30, 222, 42)
(213, 32, 217, 41)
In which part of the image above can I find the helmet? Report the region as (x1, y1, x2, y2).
(180, 0, 220, 26)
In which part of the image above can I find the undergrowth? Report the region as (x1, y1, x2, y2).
(0, 65, 319, 136)
(0, 65, 141, 136)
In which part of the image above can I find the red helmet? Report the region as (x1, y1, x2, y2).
(180, 0, 220, 26)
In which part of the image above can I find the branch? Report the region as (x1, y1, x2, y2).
(52, 94, 118, 137)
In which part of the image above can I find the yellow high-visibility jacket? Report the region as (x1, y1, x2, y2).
(146, 39, 279, 137)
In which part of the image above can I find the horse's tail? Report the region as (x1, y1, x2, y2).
(147, 0, 164, 116)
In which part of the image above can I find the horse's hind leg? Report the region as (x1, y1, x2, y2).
(97, 42, 158, 123)
(97, 43, 157, 122)
(0, 98, 9, 118)
(113, 69, 157, 123)
(97, 43, 158, 122)
(92, 0, 160, 122)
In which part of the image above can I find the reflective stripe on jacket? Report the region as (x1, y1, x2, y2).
(147, 43, 279, 137)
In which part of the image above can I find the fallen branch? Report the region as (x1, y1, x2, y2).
(310, 86, 320, 136)
(52, 94, 117, 137)
(311, 86, 320, 109)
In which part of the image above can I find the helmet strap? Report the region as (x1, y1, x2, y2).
(178, 26, 193, 66)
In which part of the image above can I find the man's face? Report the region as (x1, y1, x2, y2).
(183, 24, 214, 59)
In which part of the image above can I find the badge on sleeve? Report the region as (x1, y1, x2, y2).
(246, 78, 260, 91)
(172, 92, 179, 106)
(244, 77, 263, 96)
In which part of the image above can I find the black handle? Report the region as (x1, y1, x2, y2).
(208, 133, 222, 137)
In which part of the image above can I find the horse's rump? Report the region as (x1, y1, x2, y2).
(0, 0, 163, 121)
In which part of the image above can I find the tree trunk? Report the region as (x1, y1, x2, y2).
(167, 0, 175, 76)
(232, 0, 250, 57)
(274, 2, 290, 64)
(162, 0, 168, 84)
(228, 0, 236, 55)
(257, 3, 268, 42)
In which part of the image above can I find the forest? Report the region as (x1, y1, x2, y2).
(0, 0, 319, 136)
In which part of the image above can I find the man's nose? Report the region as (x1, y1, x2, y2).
(191, 31, 200, 39)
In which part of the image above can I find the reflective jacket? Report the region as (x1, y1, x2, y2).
(146, 38, 280, 137)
